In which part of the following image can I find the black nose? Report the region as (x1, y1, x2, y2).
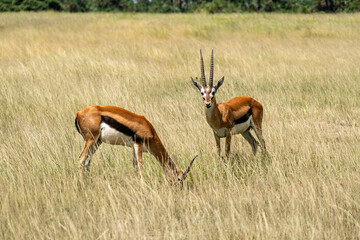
(205, 103, 211, 108)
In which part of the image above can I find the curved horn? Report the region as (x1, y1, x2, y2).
(200, 50, 206, 86)
(209, 49, 214, 87)
(183, 155, 198, 179)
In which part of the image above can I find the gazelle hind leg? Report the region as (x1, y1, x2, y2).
(241, 130, 259, 155)
(78, 138, 101, 178)
(250, 119, 267, 155)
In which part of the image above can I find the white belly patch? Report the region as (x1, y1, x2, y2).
(100, 122, 133, 146)
(231, 115, 252, 135)
(100, 122, 149, 152)
(214, 116, 252, 138)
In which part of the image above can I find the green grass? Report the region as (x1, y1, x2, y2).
(0, 12, 360, 239)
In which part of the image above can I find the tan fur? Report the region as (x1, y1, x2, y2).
(207, 96, 261, 130)
(191, 51, 267, 158)
(76, 105, 185, 184)
(205, 95, 267, 158)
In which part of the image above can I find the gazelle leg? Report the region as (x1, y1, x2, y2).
(78, 138, 101, 179)
(241, 130, 259, 155)
(250, 119, 268, 155)
(213, 131, 221, 159)
(225, 128, 232, 158)
(133, 143, 145, 183)
(132, 146, 138, 174)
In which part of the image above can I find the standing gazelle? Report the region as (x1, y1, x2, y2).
(75, 105, 197, 185)
(191, 50, 268, 158)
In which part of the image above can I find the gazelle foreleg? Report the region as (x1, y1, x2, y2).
(133, 143, 145, 183)
(225, 128, 232, 158)
(78, 138, 101, 179)
(213, 132, 221, 159)
(241, 130, 259, 155)
(132, 146, 138, 174)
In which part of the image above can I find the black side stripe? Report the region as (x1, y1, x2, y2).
(75, 117, 81, 134)
(234, 108, 252, 125)
(101, 115, 143, 143)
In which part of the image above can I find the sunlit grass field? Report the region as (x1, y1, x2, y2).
(0, 12, 359, 239)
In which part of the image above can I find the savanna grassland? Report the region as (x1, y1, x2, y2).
(0, 12, 360, 239)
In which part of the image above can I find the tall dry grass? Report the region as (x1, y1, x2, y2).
(0, 12, 359, 239)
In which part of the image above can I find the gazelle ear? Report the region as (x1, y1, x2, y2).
(168, 153, 178, 168)
(168, 157, 173, 168)
(191, 77, 202, 91)
(214, 76, 224, 92)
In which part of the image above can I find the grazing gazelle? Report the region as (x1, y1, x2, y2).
(191, 50, 268, 158)
(75, 105, 197, 185)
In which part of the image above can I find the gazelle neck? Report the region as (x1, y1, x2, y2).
(204, 97, 221, 127)
(149, 135, 180, 169)
(148, 136, 181, 182)
(148, 136, 169, 166)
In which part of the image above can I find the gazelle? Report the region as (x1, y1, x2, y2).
(75, 105, 197, 185)
(191, 50, 268, 158)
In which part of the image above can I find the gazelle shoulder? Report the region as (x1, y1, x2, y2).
(134, 117, 156, 139)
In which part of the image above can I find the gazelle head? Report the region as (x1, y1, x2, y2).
(167, 154, 198, 187)
(191, 50, 224, 109)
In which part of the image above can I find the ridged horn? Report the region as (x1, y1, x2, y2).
(183, 155, 198, 179)
(200, 50, 206, 86)
(209, 49, 214, 87)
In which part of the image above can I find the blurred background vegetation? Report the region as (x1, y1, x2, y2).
(0, 0, 359, 13)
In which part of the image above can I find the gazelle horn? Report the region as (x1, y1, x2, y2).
(209, 49, 214, 87)
(200, 50, 206, 86)
(183, 155, 198, 179)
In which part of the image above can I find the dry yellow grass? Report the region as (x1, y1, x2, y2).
(0, 12, 360, 239)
